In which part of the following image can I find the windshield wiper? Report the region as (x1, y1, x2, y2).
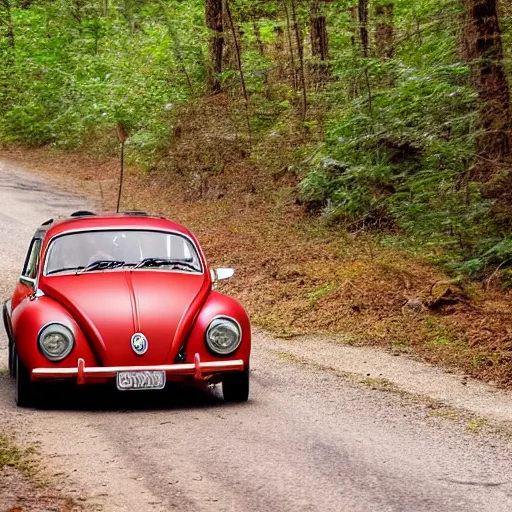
(47, 266, 85, 275)
(133, 258, 198, 271)
(77, 260, 126, 274)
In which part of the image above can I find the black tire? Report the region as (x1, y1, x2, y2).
(3, 304, 14, 378)
(222, 368, 249, 403)
(15, 349, 36, 408)
(8, 341, 14, 378)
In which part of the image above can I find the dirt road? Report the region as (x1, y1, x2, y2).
(1, 159, 512, 512)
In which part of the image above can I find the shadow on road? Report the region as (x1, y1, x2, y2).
(0, 375, 229, 413)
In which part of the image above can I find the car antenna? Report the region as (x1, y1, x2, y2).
(116, 122, 128, 213)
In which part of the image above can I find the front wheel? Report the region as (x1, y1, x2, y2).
(15, 349, 36, 408)
(8, 341, 14, 378)
(222, 368, 249, 403)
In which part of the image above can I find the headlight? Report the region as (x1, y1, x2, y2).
(205, 317, 242, 356)
(38, 323, 74, 362)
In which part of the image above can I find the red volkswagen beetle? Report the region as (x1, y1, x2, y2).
(3, 211, 251, 407)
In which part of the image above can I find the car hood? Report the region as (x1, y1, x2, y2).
(41, 271, 210, 366)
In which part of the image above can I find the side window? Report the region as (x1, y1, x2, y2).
(22, 238, 42, 280)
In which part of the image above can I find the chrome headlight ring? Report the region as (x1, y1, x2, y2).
(205, 316, 242, 356)
(38, 323, 75, 362)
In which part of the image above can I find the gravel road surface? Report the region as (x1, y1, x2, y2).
(1, 159, 512, 512)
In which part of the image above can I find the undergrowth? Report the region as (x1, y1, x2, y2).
(297, 0, 512, 282)
(0, 435, 37, 474)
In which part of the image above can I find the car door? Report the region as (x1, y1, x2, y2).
(11, 237, 43, 311)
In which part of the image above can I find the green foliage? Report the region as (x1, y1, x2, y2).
(298, 0, 512, 277)
(0, 0, 203, 163)
(0, 0, 511, 279)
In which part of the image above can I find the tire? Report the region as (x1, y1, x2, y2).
(15, 349, 36, 408)
(8, 341, 14, 378)
(3, 304, 14, 378)
(222, 368, 249, 403)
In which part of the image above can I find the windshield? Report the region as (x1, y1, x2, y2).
(44, 230, 202, 275)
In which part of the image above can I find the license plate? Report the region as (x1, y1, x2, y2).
(116, 371, 166, 391)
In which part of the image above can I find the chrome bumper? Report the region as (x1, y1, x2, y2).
(31, 353, 244, 384)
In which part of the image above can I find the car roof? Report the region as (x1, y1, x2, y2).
(35, 211, 195, 240)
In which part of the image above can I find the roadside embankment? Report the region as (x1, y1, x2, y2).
(1, 147, 511, 390)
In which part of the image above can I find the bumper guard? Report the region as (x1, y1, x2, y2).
(31, 353, 244, 384)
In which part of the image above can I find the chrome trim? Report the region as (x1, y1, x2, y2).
(34, 368, 79, 376)
(42, 228, 204, 276)
(19, 276, 36, 289)
(21, 237, 43, 289)
(37, 322, 75, 362)
(32, 360, 244, 376)
(205, 316, 243, 356)
(29, 289, 45, 301)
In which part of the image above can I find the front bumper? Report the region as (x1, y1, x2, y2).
(31, 353, 245, 384)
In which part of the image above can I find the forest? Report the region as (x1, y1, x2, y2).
(0, 0, 511, 282)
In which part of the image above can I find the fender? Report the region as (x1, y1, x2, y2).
(185, 291, 251, 364)
(11, 295, 98, 372)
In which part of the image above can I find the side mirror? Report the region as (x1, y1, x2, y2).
(211, 268, 235, 282)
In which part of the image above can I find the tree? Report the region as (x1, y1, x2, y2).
(309, 0, 329, 77)
(290, 0, 307, 120)
(283, 0, 298, 91)
(358, 0, 372, 112)
(462, 0, 512, 165)
(224, 0, 251, 147)
(358, 0, 369, 58)
(375, 2, 394, 60)
(206, 0, 224, 94)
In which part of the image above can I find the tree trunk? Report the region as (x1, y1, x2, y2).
(224, 0, 252, 148)
(283, 1, 298, 91)
(462, 0, 511, 164)
(273, 25, 285, 79)
(310, 0, 329, 82)
(349, 6, 357, 49)
(291, 0, 307, 121)
(358, 0, 372, 113)
(310, 0, 329, 60)
(222, 13, 241, 72)
(348, 6, 359, 97)
(375, 3, 394, 60)
(358, 0, 369, 58)
(206, 0, 224, 94)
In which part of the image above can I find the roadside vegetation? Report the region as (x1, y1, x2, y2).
(0, 435, 36, 474)
(1, 0, 512, 386)
(0, 432, 78, 511)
